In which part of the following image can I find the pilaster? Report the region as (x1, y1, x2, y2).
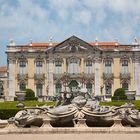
(94, 58, 102, 96)
(47, 58, 54, 97)
(63, 58, 66, 73)
(7, 58, 16, 101)
(81, 58, 84, 73)
(132, 58, 140, 100)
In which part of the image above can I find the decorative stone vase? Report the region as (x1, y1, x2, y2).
(125, 90, 136, 103)
(15, 91, 26, 108)
(15, 91, 26, 101)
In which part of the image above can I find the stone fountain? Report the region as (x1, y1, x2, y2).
(0, 89, 140, 134)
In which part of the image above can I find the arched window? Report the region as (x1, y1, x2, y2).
(122, 82, 128, 90)
(121, 60, 128, 73)
(19, 82, 26, 91)
(68, 80, 79, 92)
(105, 83, 112, 96)
(55, 83, 62, 95)
(105, 60, 112, 74)
(36, 84, 43, 97)
(86, 83, 92, 94)
(85, 60, 92, 74)
(0, 81, 4, 96)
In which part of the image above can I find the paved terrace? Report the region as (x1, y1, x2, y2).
(0, 134, 140, 140)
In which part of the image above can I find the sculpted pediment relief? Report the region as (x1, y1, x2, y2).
(51, 35, 101, 54)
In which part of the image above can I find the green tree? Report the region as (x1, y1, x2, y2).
(25, 88, 37, 100)
(112, 88, 127, 101)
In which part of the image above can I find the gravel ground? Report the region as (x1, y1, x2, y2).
(0, 134, 140, 140)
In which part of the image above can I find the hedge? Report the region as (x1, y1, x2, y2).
(112, 88, 127, 101)
(0, 101, 56, 119)
(0, 109, 20, 120)
(25, 89, 36, 100)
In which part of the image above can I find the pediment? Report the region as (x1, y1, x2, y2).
(51, 35, 101, 54)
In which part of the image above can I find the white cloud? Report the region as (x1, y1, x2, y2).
(0, 0, 140, 65)
(72, 10, 92, 26)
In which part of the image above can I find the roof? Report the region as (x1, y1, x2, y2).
(90, 42, 119, 46)
(26, 41, 130, 51)
(0, 66, 7, 73)
(30, 41, 118, 47)
(31, 42, 58, 47)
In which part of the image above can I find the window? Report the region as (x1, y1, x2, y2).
(36, 84, 42, 97)
(105, 60, 112, 74)
(86, 83, 92, 94)
(69, 58, 79, 74)
(68, 80, 79, 92)
(122, 82, 128, 90)
(55, 60, 62, 74)
(55, 83, 62, 95)
(36, 61, 43, 74)
(85, 60, 92, 74)
(19, 61, 26, 74)
(0, 81, 3, 96)
(121, 60, 128, 73)
(105, 83, 112, 95)
(19, 82, 26, 91)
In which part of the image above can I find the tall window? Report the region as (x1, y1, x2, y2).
(69, 58, 79, 74)
(86, 83, 92, 94)
(121, 60, 128, 73)
(55, 60, 62, 74)
(122, 82, 128, 90)
(0, 81, 3, 96)
(36, 84, 42, 97)
(19, 61, 26, 74)
(55, 83, 62, 95)
(68, 80, 79, 92)
(105, 60, 112, 73)
(19, 82, 26, 91)
(36, 61, 43, 74)
(105, 83, 112, 95)
(85, 60, 92, 74)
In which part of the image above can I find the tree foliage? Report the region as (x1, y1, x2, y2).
(25, 88, 37, 100)
(112, 88, 127, 101)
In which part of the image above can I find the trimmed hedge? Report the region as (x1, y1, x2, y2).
(112, 88, 127, 101)
(100, 101, 140, 111)
(25, 97, 38, 101)
(0, 109, 20, 120)
(25, 89, 37, 101)
(0, 101, 56, 119)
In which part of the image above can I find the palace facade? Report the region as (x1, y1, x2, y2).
(5, 35, 140, 101)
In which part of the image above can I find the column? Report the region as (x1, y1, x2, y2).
(7, 58, 16, 101)
(133, 58, 140, 100)
(92, 84, 94, 96)
(47, 59, 54, 97)
(63, 58, 67, 73)
(94, 58, 101, 96)
(81, 58, 84, 73)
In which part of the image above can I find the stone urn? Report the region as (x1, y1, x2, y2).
(125, 90, 136, 103)
(15, 91, 26, 101)
(15, 91, 26, 108)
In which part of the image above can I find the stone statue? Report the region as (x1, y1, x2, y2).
(12, 87, 140, 127)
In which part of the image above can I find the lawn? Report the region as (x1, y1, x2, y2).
(100, 100, 140, 110)
(0, 101, 55, 109)
(0, 101, 55, 120)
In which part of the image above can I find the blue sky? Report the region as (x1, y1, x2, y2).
(0, 0, 140, 66)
